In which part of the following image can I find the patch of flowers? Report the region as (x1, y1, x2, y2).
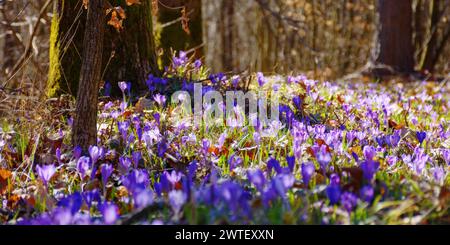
(0, 51, 449, 225)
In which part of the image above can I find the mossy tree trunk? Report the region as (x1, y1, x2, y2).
(46, 0, 86, 97)
(157, 0, 203, 66)
(47, 0, 159, 98)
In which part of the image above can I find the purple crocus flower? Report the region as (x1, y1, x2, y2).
(58, 192, 83, 215)
(316, 145, 331, 170)
(118, 156, 132, 175)
(360, 160, 380, 181)
(363, 145, 376, 161)
(360, 185, 374, 203)
(157, 140, 168, 158)
(55, 148, 62, 164)
(118, 81, 128, 93)
(132, 151, 142, 169)
(88, 145, 103, 164)
(153, 94, 166, 107)
(267, 158, 282, 175)
(286, 156, 296, 172)
(301, 162, 315, 185)
(168, 190, 187, 214)
(103, 81, 112, 97)
(326, 184, 341, 205)
(443, 149, 450, 165)
(228, 154, 243, 171)
(134, 189, 154, 209)
(416, 131, 427, 144)
(101, 164, 113, 188)
(83, 189, 100, 209)
(36, 164, 56, 187)
(293, 96, 302, 111)
(77, 156, 91, 178)
(194, 59, 202, 69)
(100, 202, 119, 225)
(73, 146, 82, 160)
(389, 131, 401, 147)
(256, 72, 266, 87)
(247, 169, 266, 191)
(330, 173, 340, 186)
(165, 171, 182, 187)
(340, 192, 358, 213)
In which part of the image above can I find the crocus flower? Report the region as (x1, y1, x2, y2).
(58, 192, 83, 215)
(103, 81, 112, 97)
(416, 131, 427, 144)
(247, 169, 266, 191)
(443, 149, 450, 165)
(267, 158, 282, 175)
(118, 156, 132, 175)
(100, 202, 119, 225)
(88, 145, 103, 164)
(134, 189, 154, 209)
(168, 190, 187, 214)
(360, 160, 380, 181)
(229, 154, 243, 171)
(360, 185, 374, 203)
(118, 81, 128, 93)
(326, 184, 341, 205)
(363, 145, 376, 161)
(77, 156, 91, 179)
(165, 171, 182, 188)
(132, 151, 142, 169)
(257, 72, 266, 87)
(36, 164, 56, 187)
(389, 131, 401, 147)
(83, 189, 100, 209)
(153, 94, 166, 107)
(194, 59, 202, 69)
(101, 164, 113, 188)
(301, 162, 315, 185)
(316, 145, 331, 170)
(286, 156, 296, 172)
(157, 140, 168, 158)
(73, 146, 82, 160)
(293, 96, 302, 111)
(340, 192, 358, 213)
(55, 148, 61, 164)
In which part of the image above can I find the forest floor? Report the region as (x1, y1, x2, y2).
(0, 56, 449, 224)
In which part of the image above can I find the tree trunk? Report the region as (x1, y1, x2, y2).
(47, 0, 86, 97)
(72, 0, 105, 149)
(157, 0, 203, 66)
(373, 0, 414, 74)
(47, 0, 159, 98)
(420, 0, 442, 72)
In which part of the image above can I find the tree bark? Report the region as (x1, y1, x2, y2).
(373, 0, 415, 74)
(72, 0, 105, 149)
(47, 0, 159, 98)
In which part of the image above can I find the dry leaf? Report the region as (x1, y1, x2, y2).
(108, 11, 123, 31)
(126, 0, 142, 6)
(83, 0, 89, 9)
(0, 169, 12, 194)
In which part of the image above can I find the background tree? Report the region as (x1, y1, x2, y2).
(72, 0, 105, 150)
(47, 0, 159, 98)
(371, 0, 414, 75)
(72, 0, 105, 149)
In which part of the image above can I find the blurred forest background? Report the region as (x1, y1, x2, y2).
(0, 0, 449, 116)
